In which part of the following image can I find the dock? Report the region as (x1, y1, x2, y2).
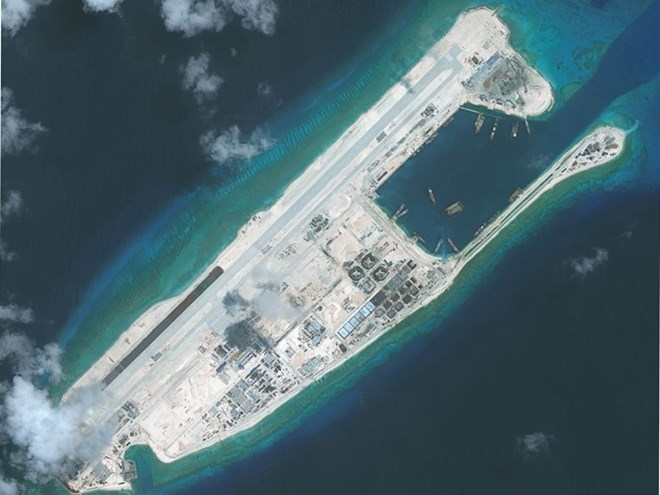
(487, 210, 500, 225)
(508, 187, 523, 203)
(444, 201, 464, 216)
(489, 118, 499, 141)
(428, 188, 437, 206)
(511, 121, 518, 138)
(524, 118, 532, 135)
(475, 207, 505, 237)
(447, 237, 460, 253)
(474, 113, 485, 134)
(412, 233, 426, 245)
(434, 238, 443, 253)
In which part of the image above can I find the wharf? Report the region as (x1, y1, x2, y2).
(508, 187, 523, 203)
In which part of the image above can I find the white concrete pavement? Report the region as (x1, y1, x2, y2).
(92, 47, 467, 432)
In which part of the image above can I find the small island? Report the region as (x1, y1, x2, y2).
(60, 7, 623, 493)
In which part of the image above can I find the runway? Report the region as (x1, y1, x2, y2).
(95, 48, 465, 426)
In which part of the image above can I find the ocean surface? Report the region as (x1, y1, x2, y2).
(1, 0, 658, 494)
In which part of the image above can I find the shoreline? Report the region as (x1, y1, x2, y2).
(52, 0, 475, 399)
(148, 125, 626, 466)
(57, 7, 634, 493)
(48, 2, 654, 493)
(65, 5, 554, 401)
(52, 1, 528, 398)
(6, 0, 651, 492)
(52, 0, 648, 403)
(125, 122, 632, 495)
(62, 7, 562, 492)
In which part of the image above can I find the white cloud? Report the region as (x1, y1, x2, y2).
(0, 191, 24, 221)
(257, 81, 273, 97)
(0, 331, 61, 380)
(0, 191, 24, 263)
(0, 305, 35, 325)
(2, 377, 113, 482)
(160, 0, 277, 37)
(252, 287, 299, 321)
(0, 332, 114, 483)
(222, 265, 303, 324)
(569, 247, 609, 278)
(82, 0, 124, 13)
(161, 0, 226, 37)
(1, 0, 50, 36)
(516, 431, 554, 461)
(200, 125, 272, 165)
(1, 88, 46, 156)
(225, 0, 277, 35)
(0, 473, 19, 495)
(618, 221, 637, 240)
(0, 240, 16, 263)
(181, 53, 223, 104)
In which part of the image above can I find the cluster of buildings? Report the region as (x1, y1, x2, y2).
(564, 131, 621, 174)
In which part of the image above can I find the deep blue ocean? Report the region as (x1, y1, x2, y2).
(1, 0, 658, 494)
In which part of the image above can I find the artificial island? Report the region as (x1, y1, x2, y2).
(62, 7, 625, 492)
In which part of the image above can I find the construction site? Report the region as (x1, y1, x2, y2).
(57, 8, 622, 493)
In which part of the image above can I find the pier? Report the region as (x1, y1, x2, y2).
(508, 187, 523, 203)
(392, 204, 405, 220)
(412, 233, 426, 245)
